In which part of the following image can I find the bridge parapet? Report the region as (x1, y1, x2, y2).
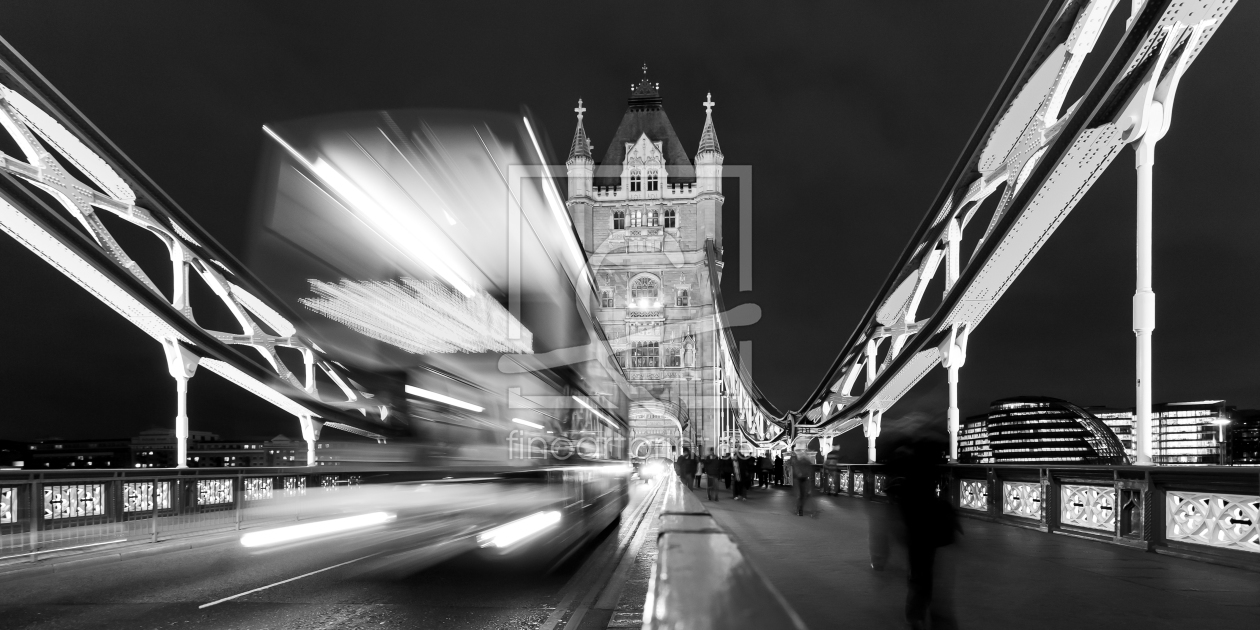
(644, 476, 806, 630)
(810, 463, 1260, 570)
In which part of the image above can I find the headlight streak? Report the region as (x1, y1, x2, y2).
(240, 512, 395, 548)
(512, 417, 544, 430)
(405, 385, 484, 412)
(476, 511, 561, 548)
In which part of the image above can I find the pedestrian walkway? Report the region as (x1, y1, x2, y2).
(698, 484, 1260, 629)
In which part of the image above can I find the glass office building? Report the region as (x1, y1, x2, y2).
(960, 396, 1128, 465)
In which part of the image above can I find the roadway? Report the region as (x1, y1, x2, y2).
(703, 484, 1260, 629)
(0, 479, 663, 630)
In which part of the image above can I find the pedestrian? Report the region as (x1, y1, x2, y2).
(790, 448, 814, 516)
(720, 452, 734, 490)
(886, 438, 960, 630)
(824, 445, 843, 495)
(702, 447, 722, 501)
(678, 448, 698, 489)
(730, 452, 744, 500)
(742, 455, 755, 496)
(773, 452, 784, 486)
(783, 451, 794, 488)
(757, 453, 771, 487)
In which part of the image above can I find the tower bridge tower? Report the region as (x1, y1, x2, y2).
(565, 70, 725, 457)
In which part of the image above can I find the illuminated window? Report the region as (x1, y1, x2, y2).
(629, 209, 642, 227)
(630, 169, 642, 192)
(600, 289, 614, 308)
(664, 209, 676, 228)
(631, 277, 659, 300)
(647, 170, 659, 191)
(676, 288, 690, 307)
(632, 341, 660, 368)
(613, 211, 625, 230)
(646, 209, 658, 227)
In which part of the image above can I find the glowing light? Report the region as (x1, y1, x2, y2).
(477, 511, 561, 548)
(405, 385, 484, 412)
(240, 512, 395, 548)
(573, 396, 619, 429)
(263, 125, 475, 297)
(512, 417, 544, 430)
(302, 278, 532, 355)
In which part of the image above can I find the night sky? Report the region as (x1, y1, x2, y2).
(0, 2, 1257, 443)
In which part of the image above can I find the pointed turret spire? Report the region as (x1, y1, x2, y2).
(697, 93, 722, 156)
(567, 98, 592, 162)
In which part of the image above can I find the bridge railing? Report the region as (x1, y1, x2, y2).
(0, 467, 371, 563)
(808, 463, 1260, 569)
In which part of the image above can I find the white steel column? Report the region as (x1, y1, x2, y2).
(1133, 121, 1160, 466)
(161, 339, 199, 469)
(863, 409, 882, 463)
(299, 414, 322, 466)
(939, 323, 969, 462)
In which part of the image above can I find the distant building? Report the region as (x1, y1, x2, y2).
(25, 438, 133, 469)
(1084, 406, 1136, 462)
(130, 429, 308, 468)
(957, 413, 992, 464)
(0, 439, 30, 469)
(1229, 409, 1260, 465)
(958, 396, 1127, 465)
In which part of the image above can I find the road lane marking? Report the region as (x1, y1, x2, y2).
(198, 553, 377, 609)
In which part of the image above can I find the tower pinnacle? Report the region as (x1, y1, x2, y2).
(698, 92, 722, 156)
(567, 98, 592, 162)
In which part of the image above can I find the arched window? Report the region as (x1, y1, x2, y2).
(630, 169, 642, 192)
(629, 209, 642, 227)
(612, 211, 625, 230)
(663, 209, 676, 228)
(600, 288, 614, 308)
(675, 288, 690, 307)
(631, 276, 659, 301)
(646, 210, 658, 227)
(647, 170, 659, 191)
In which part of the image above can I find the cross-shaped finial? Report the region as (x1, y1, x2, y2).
(642, 63, 648, 76)
(703, 93, 715, 114)
(575, 98, 586, 121)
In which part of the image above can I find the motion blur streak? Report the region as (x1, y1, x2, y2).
(405, 384, 485, 412)
(301, 277, 533, 354)
(261, 125, 476, 297)
(240, 512, 396, 548)
(477, 511, 562, 548)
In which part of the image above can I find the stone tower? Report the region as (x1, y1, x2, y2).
(565, 70, 725, 456)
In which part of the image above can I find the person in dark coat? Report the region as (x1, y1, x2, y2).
(773, 453, 784, 486)
(757, 454, 771, 487)
(677, 448, 698, 489)
(701, 448, 722, 501)
(719, 453, 734, 489)
(886, 437, 959, 630)
(729, 452, 745, 500)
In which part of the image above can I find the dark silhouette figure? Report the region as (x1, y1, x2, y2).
(886, 438, 960, 630)
(702, 448, 722, 501)
(773, 453, 784, 486)
(676, 448, 698, 489)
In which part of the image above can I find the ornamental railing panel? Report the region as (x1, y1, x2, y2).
(122, 481, 171, 512)
(837, 469, 850, 494)
(960, 480, 988, 512)
(196, 479, 233, 506)
(853, 473, 865, 496)
(283, 476, 307, 497)
(1061, 484, 1114, 531)
(874, 474, 887, 496)
(0, 486, 14, 523)
(44, 483, 105, 520)
(1166, 492, 1260, 555)
(243, 478, 274, 502)
(1002, 481, 1042, 520)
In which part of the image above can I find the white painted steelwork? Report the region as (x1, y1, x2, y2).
(1061, 484, 1115, 531)
(1002, 481, 1043, 520)
(960, 480, 988, 512)
(1166, 491, 1260, 554)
